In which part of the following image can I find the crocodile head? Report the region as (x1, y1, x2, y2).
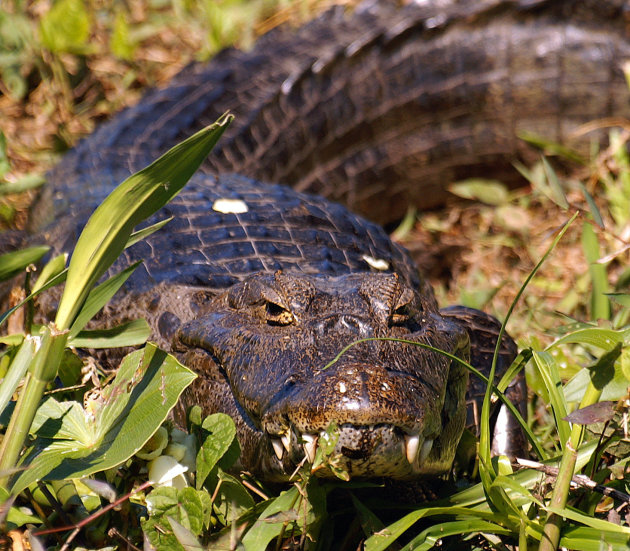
(176, 271, 470, 480)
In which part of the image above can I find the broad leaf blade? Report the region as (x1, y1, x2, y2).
(196, 413, 236, 489)
(69, 318, 151, 348)
(11, 344, 196, 494)
(55, 114, 232, 330)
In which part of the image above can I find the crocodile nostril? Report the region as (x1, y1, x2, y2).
(340, 315, 362, 333)
(317, 315, 366, 336)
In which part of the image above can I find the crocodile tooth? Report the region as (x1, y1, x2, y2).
(404, 434, 420, 464)
(280, 432, 291, 453)
(271, 438, 284, 461)
(302, 433, 318, 463)
(419, 439, 433, 464)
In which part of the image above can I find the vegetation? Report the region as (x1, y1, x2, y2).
(1, 1, 630, 550)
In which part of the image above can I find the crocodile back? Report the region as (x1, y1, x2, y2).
(39, 0, 630, 228)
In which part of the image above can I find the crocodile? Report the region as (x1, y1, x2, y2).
(31, 0, 630, 479)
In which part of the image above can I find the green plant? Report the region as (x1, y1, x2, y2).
(0, 115, 231, 546)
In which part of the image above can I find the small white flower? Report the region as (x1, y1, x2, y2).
(148, 455, 189, 489)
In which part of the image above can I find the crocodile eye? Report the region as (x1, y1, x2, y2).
(390, 304, 412, 326)
(265, 301, 295, 326)
(389, 287, 417, 326)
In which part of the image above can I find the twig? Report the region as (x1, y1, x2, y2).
(108, 528, 143, 551)
(240, 478, 269, 501)
(32, 479, 154, 540)
(516, 457, 630, 504)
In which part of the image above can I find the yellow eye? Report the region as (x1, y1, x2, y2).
(265, 301, 295, 326)
(390, 304, 411, 326)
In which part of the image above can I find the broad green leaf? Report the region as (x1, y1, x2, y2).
(564, 364, 629, 402)
(68, 261, 141, 339)
(11, 344, 196, 494)
(448, 179, 509, 205)
(144, 487, 206, 550)
(606, 292, 630, 308)
(110, 10, 135, 60)
(0, 485, 41, 527)
(55, 115, 232, 331)
(212, 469, 254, 525)
(196, 413, 236, 489)
(0, 245, 49, 281)
(401, 519, 514, 551)
(547, 506, 630, 535)
(169, 516, 204, 551)
(30, 398, 93, 441)
(68, 318, 151, 348)
(39, 0, 90, 54)
(550, 326, 630, 349)
(350, 493, 385, 538)
(0, 334, 23, 346)
(240, 486, 307, 551)
(0, 216, 168, 328)
(560, 526, 630, 551)
(365, 507, 500, 551)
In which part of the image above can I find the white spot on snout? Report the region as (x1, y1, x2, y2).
(212, 198, 248, 213)
(337, 381, 347, 393)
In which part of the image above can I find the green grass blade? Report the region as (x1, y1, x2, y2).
(0, 174, 45, 196)
(478, 213, 578, 488)
(0, 246, 49, 282)
(531, 350, 570, 446)
(541, 156, 569, 209)
(550, 326, 630, 349)
(55, 114, 232, 330)
(126, 217, 173, 248)
(68, 261, 141, 339)
(401, 520, 513, 551)
(68, 319, 151, 348)
(30, 253, 67, 294)
(0, 336, 37, 414)
(0, 269, 67, 327)
(581, 221, 610, 320)
(518, 131, 585, 164)
(577, 182, 604, 228)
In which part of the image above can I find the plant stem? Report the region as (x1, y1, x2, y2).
(537, 380, 602, 551)
(0, 324, 68, 490)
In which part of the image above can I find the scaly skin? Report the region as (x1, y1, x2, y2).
(32, 0, 628, 478)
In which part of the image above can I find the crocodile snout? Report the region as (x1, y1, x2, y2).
(177, 270, 470, 479)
